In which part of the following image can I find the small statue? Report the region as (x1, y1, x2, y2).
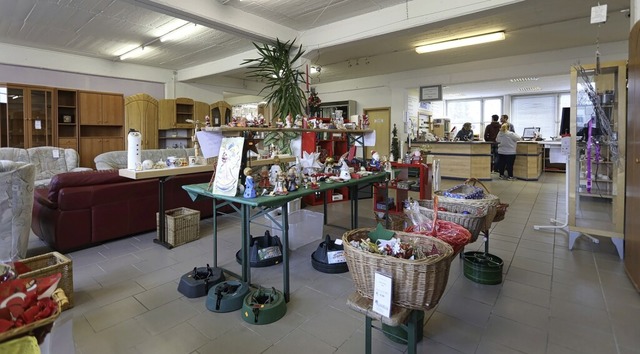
(269, 164, 281, 186)
(383, 156, 395, 180)
(243, 167, 256, 198)
(285, 114, 292, 128)
(287, 167, 298, 191)
(411, 150, 422, 164)
(273, 171, 288, 195)
(338, 155, 351, 181)
(369, 150, 381, 171)
(259, 166, 271, 189)
(205, 115, 211, 127)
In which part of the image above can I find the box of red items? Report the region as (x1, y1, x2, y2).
(14, 252, 73, 310)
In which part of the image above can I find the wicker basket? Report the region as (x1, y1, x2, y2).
(373, 212, 408, 231)
(492, 202, 509, 223)
(414, 200, 487, 243)
(156, 207, 200, 247)
(16, 252, 73, 310)
(435, 178, 500, 230)
(0, 288, 68, 344)
(343, 228, 454, 311)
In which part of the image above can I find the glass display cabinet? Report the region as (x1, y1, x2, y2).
(569, 61, 626, 259)
(1, 85, 54, 148)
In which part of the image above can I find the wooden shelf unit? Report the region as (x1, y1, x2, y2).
(568, 60, 626, 258)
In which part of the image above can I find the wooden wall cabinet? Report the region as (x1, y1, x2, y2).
(157, 98, 195, 148)
(78, 91, 125, 168)
(56, 89, 78, 149)
(80, 137, 124, 168)
(79, 92, 124, 126)
(125, 93, 158, 149)
(210, 101, 232, 126)
(1, 85, 54, 148)
(569, 61, 626, 259)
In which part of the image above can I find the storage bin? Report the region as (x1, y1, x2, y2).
(156, 207, 200, 247)
(16, 252, 74, 310)
(266, 209, 323, 250)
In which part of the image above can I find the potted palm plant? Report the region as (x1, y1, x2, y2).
(242, 38, 307, 155)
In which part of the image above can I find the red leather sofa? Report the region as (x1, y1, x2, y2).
(31, 170, 215, 252)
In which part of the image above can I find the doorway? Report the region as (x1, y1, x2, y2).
(363, 107, 391, 159)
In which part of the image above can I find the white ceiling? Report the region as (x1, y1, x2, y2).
(0, 0, 631, 98)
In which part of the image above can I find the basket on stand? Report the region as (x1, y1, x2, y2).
(0, 288, 68, 345)
(342, 228, 453, 311)
(435, 178, 501, 231)
(414, 200, 487, 243)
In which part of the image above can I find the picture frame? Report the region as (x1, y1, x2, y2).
(419, 85, 442, 102)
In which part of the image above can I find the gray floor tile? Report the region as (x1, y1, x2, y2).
(30, 172, 638, 354)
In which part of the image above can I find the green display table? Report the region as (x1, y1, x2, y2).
(182, 172, 388, 301)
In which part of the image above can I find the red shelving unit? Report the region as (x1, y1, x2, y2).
(373, 162, 432, 215)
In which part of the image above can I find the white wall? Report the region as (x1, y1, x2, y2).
(310, 40, 629, 144)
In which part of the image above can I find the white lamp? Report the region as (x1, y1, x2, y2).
(415, 32, 505, 54)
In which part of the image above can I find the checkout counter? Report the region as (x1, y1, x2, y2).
(411, 140, 542, 181)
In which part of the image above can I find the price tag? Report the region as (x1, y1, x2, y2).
(34, 120, 42, 130)
(327, 250, 345, 264)
(52, 149, 60, 159)
(372, 272, 392, 317)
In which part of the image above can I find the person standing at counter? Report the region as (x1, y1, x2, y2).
(454, 122, 474, 141)
(496, 123, 520, 180)
(484, 114, 502, 173)
(500, 114, 515, 132)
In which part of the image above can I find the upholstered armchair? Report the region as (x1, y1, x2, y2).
(0, 161, 35, 262)
(26, 147, 92, 187)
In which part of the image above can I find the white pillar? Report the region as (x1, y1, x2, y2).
(632, 0, 640, 28)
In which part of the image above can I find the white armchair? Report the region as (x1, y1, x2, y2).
(0, 161, 35, 262)
(26, 147, 92, 187)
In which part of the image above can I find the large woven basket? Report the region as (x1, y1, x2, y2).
(156, 207, 200, 247)
(414, 200, 487, 243)
(16, 252, 74, 310)
(0, 288, 68, 344)
(435, 178, 500, 230)
(342, 228, 454, 311)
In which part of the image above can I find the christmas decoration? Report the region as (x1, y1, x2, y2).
(391, 124, 400, 161)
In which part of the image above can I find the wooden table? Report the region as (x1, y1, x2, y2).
(119, 164, 213, 248)
(182, 172, 388, 301)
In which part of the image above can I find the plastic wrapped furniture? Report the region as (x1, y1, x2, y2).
(0, 161, 35, 262)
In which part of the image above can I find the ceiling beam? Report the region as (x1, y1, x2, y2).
(122, 0, 297, 44)
(300, 0, 524, 49)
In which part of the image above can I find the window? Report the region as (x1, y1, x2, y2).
(512, 94, 568, 139)
(445, 97, 502, 139)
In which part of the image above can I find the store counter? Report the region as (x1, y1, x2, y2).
(411, 141, 492, 180)
(514, 141, 543, 180)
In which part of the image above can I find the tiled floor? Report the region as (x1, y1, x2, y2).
(30, 172, 640, 354)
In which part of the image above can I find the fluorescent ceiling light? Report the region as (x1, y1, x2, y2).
(510, 77, 539, 82)
(415, 32, 505, 54)
(120, 46, 149, 60)
(160, 23, 198, 42)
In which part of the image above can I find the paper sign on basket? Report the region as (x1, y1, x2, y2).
(327, 250, 345, 264)
(372, 272, 392, 317)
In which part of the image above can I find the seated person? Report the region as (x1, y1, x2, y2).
(455, 122, 474, 141)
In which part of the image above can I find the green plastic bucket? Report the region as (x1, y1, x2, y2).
(381, 310, 425, 344)
(463, 251, 504, 285)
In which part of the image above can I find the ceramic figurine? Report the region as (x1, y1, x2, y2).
(259, 166, 271, 188)
(287, 167, 298, 191)
(243, 167, 257, 198)
(369, 151, 381, 171)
